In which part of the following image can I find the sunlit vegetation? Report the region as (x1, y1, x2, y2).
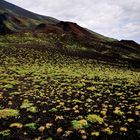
(0, 109, 19, 119)
(86, 114, 103, 124)
(0, 33, 140, 139)
(71, 119, 89, 129)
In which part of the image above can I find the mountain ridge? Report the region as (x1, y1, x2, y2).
(0, 0, 59, 23)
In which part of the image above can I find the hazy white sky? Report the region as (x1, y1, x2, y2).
(6, 0, 140, 43)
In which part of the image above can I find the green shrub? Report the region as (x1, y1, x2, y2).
(0, 129, 10, 137)
(86, 114, 103, 124)
(25, 123, 37, 130)
(71, 119, 89, 129)
(0, 109, 19, 119)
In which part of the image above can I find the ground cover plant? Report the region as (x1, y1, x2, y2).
(0, 33, 140, 140)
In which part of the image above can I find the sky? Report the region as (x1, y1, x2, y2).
(6, 0, 140, 43)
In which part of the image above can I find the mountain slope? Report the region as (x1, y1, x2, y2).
(0, 0, 140, 67)
(0, 0, 59, 34)
(0, 0, 59, 23)
(0, 0, 115, 41)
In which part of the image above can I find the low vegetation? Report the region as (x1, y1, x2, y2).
(0, 109, 19, 119)
(0, 33, 140, 139)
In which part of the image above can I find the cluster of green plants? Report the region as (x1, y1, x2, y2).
(0, 33, 140, 139)
(0, 109, 19, 119)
